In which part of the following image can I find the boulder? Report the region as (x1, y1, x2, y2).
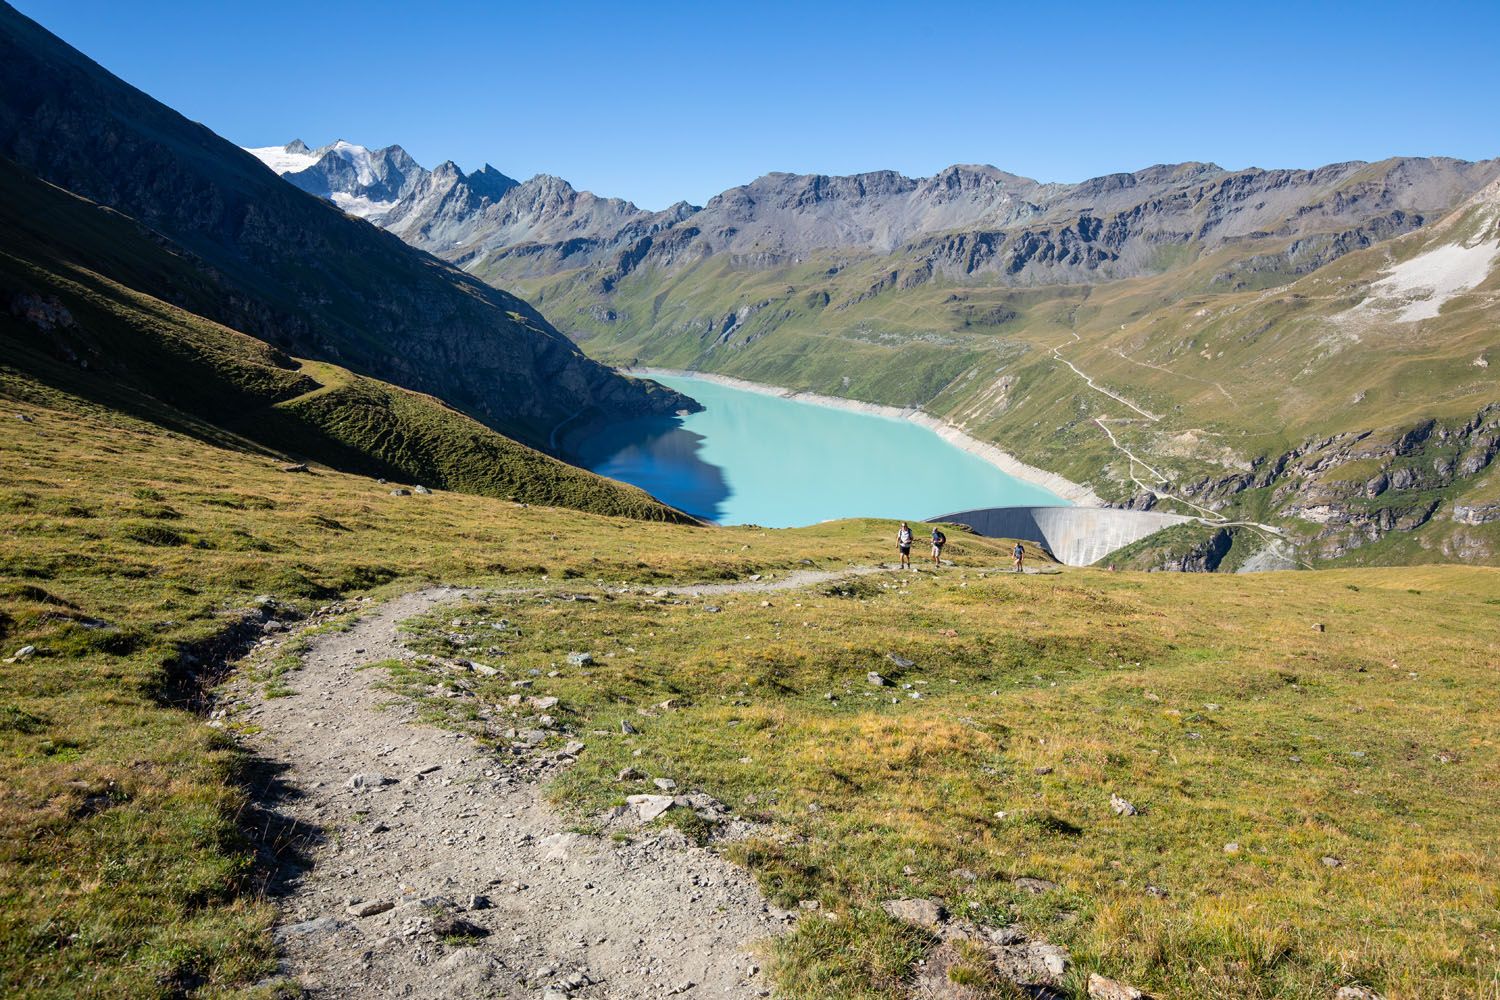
(1012, 876, 1060, 894)
(879, 897, 946, 931)
(626, 794, 676, 821)
(1110, 793, 1139, 816)
(389, 488, 411, 497)
(1089, 972, 1151, 999)
(1334, 989, 1384, 1000)
(991, 939, 1070, 985)
(346, 899, 393, 917)
(887, 652, 915, 669)
(867, 671, 890, 687)
(567, 652, 593, 666)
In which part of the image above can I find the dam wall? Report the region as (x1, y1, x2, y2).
(934, 505, 1194, 566)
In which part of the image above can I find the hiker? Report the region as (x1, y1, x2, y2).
(1012, 541, 1025, 573)
(897, 522, 913, 569)
(930, 526, 946, 567)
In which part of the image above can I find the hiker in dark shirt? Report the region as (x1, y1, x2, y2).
(930, 527, 946, 567)
(1012, 541, 1025, 573)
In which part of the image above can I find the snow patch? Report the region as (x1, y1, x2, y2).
(246, 143, 320, 175)
(1356, 236, 1500, 323)
(330, 191, 397, 219)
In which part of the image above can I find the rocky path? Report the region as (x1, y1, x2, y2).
(238, 586, 781, 999)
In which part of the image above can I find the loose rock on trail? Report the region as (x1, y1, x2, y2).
(234, 586, 782, 999)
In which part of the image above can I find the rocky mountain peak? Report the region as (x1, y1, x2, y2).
(467, 163, 520, 200)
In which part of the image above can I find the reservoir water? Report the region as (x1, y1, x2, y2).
(568, 374, 1068, 527)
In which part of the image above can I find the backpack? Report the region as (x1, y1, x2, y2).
(1014, 543, 1024, 557)
(932, 530, 946, 545)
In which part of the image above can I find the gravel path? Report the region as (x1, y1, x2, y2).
(240, 586, 782, 999)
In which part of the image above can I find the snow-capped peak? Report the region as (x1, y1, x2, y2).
(246, 140, 320, 175)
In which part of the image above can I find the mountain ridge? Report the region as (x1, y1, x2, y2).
(0, 3, 693, 453)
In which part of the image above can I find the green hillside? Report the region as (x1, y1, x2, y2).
(0, 163, 694, 523)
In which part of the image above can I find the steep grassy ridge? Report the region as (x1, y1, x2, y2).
(0, 162, 693, 522)
(0, 4, 691, 447)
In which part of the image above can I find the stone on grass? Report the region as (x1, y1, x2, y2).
(1110, 793, 1139, 816)
(867, 672, 890, 687)
(887, 653, 915, 669)
(991, 939, 1070, 985)
(390, 488, 411, 497)
(653, 777, 677, 791)
(626, 794, 676, 821)
(619, 719, 639, 735)
(6, 645, 37, 663)
(1088, 972, 1152, 999)
(1334, 988, 1384, 1000)
(413, 485, 431, 495)
(281, 463, 308, 473)
(567, 652, 593, 666)
(1012, 876, 1060, 894)
(1322, 855, 1344, 868)
(616, 767, 645, 782)
(531, 696, 559, 710)
(879, 897, 947, 930)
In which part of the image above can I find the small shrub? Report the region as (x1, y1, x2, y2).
(120, 522, 187, 547)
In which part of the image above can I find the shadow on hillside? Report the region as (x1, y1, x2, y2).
(562, 412, 730, 522)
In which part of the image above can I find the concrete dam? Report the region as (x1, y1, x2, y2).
(933, 505, 1194, 566)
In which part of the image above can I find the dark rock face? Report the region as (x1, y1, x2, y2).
(1182, 405, 1499, 561)
(0, 5, 693, 449)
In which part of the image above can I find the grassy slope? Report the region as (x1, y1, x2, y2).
(3, 365, 1497, 999)
(499, 193, 1499, 564)
(0, 166, 694, 524)
(399, 567, 1500, 1000)
(0, 369, 1021, 998)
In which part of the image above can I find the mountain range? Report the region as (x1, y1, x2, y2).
(248, 138, 1500, 566)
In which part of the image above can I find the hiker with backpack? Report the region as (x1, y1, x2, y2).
(897, 522, 913, 569)
(1012, 541, 1025, 573)
(930, 526, 946, 567)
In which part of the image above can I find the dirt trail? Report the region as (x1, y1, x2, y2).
(238, 586, 782, 999)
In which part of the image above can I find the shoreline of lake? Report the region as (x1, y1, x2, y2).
(624, 367, 1103, 508)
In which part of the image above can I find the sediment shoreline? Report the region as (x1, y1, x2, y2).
(624, 367, 1103, 507)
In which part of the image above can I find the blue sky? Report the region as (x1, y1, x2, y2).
(18, 0, 1500, 209)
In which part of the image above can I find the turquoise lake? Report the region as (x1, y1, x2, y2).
(568, 374, 1068, 526)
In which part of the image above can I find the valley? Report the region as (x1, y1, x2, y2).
(249, 141, 1500, 570)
